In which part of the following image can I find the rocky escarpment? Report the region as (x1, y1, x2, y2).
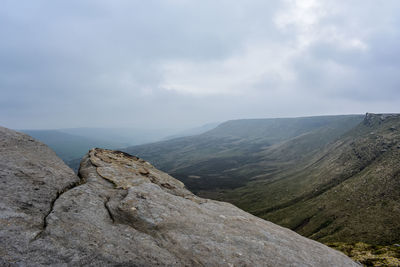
(0, 127, 358, 266)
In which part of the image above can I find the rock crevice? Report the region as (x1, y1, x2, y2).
(32, 176, 86, 241)
(103, 196, 115, 223)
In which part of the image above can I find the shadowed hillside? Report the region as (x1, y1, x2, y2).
(232, 113, 400, 245)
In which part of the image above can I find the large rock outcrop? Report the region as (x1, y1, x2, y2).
(0, 126, 358, 266)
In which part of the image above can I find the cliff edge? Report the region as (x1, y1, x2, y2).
(0, 126, 358, 266)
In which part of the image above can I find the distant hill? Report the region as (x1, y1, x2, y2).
(124, 113, 400, 246)
(20, 130, 123, 170)
(59, 127, 181, 146)
(125, 115, 364, 191)
(21, 125, 219, 171)
(162, 122, 220, 140)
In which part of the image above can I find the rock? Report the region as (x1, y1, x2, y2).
(0, 127, 358, 266)
(364, 113, 400, 126)
(0, 126, 81, 265)
(138, 167, 150, 175)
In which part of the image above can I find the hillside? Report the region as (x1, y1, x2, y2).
(227, 113, 400, 245)
(162, 122, 220, 140)
(0, 126, 356, 266)
(125, 115, 363, 192)
(125, 114, 400, 247)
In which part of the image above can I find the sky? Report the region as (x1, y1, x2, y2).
(1, 0, 400, 129)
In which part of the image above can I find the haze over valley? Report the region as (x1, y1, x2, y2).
(20, 125, 217, 170)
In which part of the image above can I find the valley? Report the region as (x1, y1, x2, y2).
(125, 113, 400, 248)
(16, 113, 400, 265)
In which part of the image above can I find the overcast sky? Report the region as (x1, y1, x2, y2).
(1, 0, 400, 129)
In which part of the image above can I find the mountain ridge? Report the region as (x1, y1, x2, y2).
(125, 114, 364, 192)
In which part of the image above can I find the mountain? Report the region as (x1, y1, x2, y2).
(0, 126, 356, 266)
(162, 122, 221, 140)
(124, 114, 400, 247)
(125, 115, 364, 192)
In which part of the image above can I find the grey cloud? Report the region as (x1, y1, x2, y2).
(1, 0, 400, 129)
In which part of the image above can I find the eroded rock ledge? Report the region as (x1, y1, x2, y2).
(0, 127, 358, 266)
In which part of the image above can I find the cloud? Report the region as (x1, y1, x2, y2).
(161, 41, 297, 95)
(1, 0, 400, 129)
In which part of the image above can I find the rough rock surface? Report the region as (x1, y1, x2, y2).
(0, 127, 358, 266)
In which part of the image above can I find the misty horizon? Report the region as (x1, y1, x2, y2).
(17, 113, 370, 131)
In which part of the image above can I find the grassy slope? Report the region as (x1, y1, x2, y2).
(126, 115, 363, 192)
(221, 114, 400, 245)
(328, 242, 400, 267)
